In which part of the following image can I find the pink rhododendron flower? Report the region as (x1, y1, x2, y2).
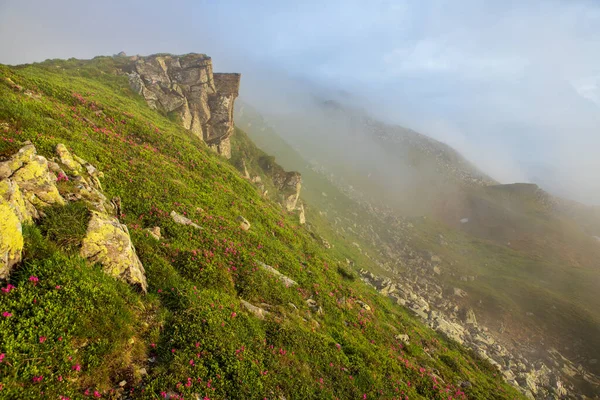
(2, 312, 12, 318)
(1, 284, 15, 293)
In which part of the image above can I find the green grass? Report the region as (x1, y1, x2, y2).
(0, 57, 523, 399)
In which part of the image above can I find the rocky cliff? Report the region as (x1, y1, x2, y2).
(126, 54, 240, 158)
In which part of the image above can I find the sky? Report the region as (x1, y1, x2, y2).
(1, 0, 600, 203)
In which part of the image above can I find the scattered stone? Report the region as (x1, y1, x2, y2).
(240, 299, 269, 320)
(432, 265, 442, 275)
(298, 203, 306, 225)
(306, 299, 324, 315)
(80, 211, 147, 292)
(395, 334, 410, 344)
(460, 218, 469, 224)
(453, 288, 468, 298)
(256, 261, 297, 287)
(146, 226, 161, 240)
(170, 210, 202, 229)
(118, 380, 127, 387)
(238, 215, 251, 231)
(356, 300, 371, 311)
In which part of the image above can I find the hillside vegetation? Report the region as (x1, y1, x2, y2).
(0, 57, 523, 399)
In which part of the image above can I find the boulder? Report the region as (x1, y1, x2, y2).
(8, 146, 64, 210)
(170, 210, 202, 229)
(80, 212, 147, 292)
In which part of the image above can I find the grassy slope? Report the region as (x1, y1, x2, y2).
(0, 58, 522, 399)
(236, 99, 600, 384)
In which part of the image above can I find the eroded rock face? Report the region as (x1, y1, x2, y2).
(81, 211, 147, 292)
(127, 54, 240, 158)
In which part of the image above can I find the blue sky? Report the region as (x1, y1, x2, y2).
(1, 0, 600, 203)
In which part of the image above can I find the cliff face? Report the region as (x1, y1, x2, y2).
(127, 54, 240, 158)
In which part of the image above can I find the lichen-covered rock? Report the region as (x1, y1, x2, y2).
(1, 144, 65, 212)
(0, 199, 23, 279)
(80, 211, 147, 292)
(55, 143, 83, 175)
(0, 143, 37, 179)
(127, 54, 240, 159)
(0, 179, 32, 223)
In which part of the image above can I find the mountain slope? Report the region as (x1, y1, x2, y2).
(237, 98, 600, 398)
(0, 57, 522, 399)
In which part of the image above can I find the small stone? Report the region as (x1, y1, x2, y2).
(146, 226, 161, 240)
(238, 215, 251, 231)
(119, 380, 127, 387)
(395, 334, 410, 344)
(241, 299, 269, 320)
(170, 210, 202, 229)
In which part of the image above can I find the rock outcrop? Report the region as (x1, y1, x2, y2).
(0, 142, 147, 292)
(126, 54, 240, 158)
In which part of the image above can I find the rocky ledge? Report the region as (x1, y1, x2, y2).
(125, 53, 240, 158)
